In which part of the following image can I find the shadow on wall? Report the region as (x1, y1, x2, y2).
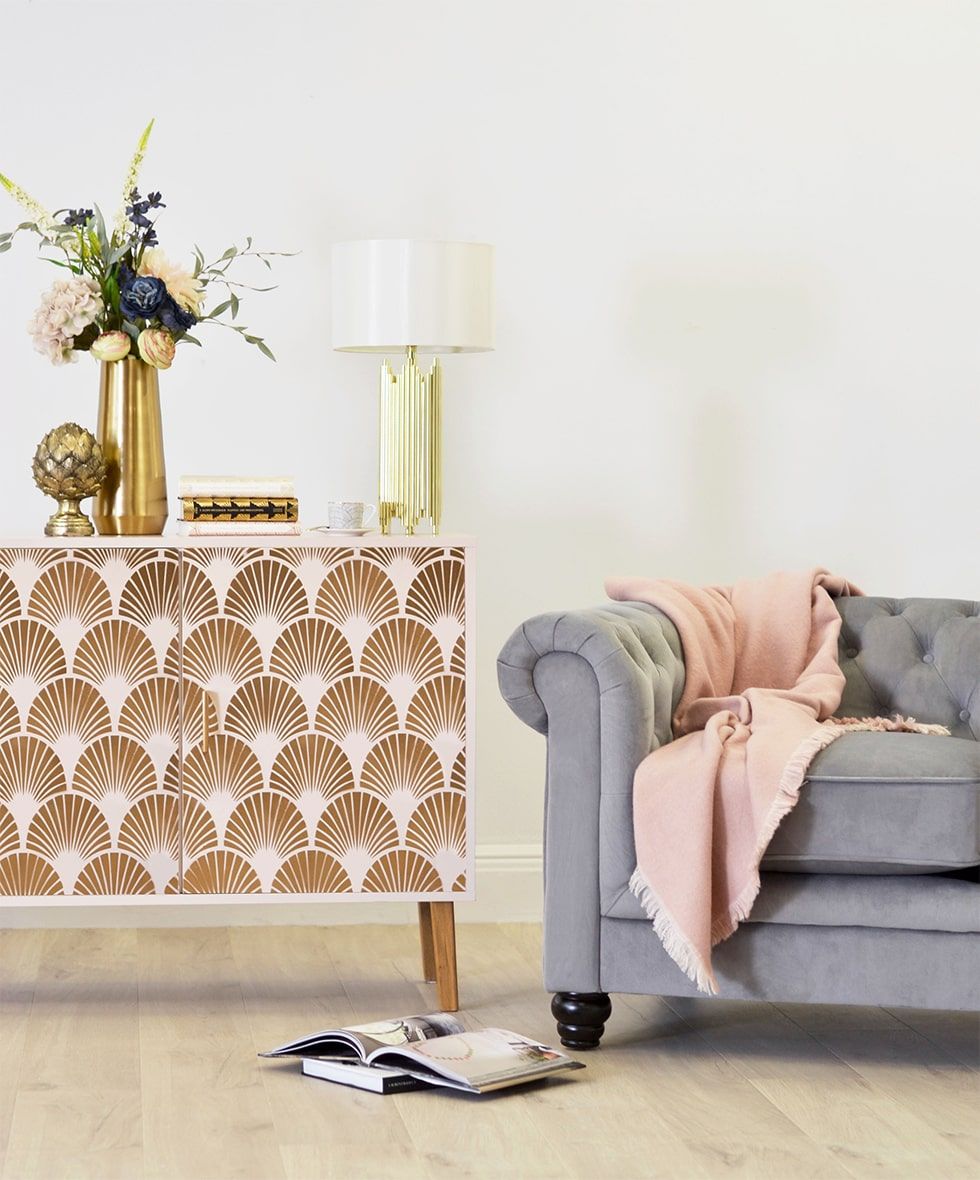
(621, 255, 835, 575)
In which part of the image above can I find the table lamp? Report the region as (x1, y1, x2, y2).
(331, 239, 495, 534)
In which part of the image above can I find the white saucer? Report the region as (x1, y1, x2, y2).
(311, 526, 377, 538)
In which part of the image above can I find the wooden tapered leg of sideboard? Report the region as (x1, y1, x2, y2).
(428, 901, 459, 1011)
(417, 902, 437, 982)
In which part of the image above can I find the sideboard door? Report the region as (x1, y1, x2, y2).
(177, 543, 471, 898)
(0, 547, 180, 897)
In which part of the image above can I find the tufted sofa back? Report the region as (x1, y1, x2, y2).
(836, 597, 979, 739)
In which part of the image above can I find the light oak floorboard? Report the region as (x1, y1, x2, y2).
(0, 922, 976, 1179)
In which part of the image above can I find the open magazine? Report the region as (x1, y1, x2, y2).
(260, 1012, 584, 1094)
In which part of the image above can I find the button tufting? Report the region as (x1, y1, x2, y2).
(923, 653, 935, 664)
(960, 710, 971, 722)
(845, 647, 858, 658)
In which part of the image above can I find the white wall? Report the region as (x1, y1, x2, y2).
(1, 0, 978, 916)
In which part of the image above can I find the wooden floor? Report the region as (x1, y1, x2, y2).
(0, 923, 977, 1180)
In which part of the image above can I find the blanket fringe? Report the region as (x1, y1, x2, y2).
(632, 712, 950, 995)
(629, 866, 720, 995)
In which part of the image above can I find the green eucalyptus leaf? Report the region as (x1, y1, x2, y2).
(257, 341, 276, 361)
(207, 299, 232, 319)
(220, 246, 237, 260)
(0, 241, 11, 254)
(178, 333, 202, 347)
(230, 292, 240, 319)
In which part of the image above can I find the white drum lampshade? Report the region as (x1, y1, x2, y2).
(331, 239, 494, 353)
(331, 239, 495, 535)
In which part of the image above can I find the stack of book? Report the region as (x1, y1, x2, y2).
(177, 476, 301, 536)
(260, 1010, 584, 1096)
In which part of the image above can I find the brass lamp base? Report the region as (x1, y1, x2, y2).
(44, 498, 96, 537)
(379, 346, 442, 535)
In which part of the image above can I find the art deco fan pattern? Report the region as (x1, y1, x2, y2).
(0, 547, 180, 895)
(0, 543, 469, 899)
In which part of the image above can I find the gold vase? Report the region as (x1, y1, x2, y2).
(94, 358, 168, 536)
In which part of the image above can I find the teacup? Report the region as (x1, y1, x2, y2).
(327, 500, 377, 530)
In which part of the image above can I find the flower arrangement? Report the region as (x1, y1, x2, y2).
(1, 119, 289, 370)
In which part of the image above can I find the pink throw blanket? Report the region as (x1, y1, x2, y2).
(604, 569, 862, 994)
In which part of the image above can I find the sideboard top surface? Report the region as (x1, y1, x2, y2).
(0, 532, 475, 550)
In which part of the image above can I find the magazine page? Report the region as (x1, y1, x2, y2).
(367, 1029, 584, 1091)
(260, 1012, 465, 1060)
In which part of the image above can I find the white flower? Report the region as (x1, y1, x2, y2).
(138, 247, 204, 314)
(28, 276, 103, 366)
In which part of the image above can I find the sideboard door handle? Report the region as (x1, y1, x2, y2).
(202, 691, 218, 752)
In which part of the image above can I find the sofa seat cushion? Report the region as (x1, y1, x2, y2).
(603, 871, 980, 933)
(761, 731, 979, 874)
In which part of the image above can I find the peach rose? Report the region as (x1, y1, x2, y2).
(90, 331, 132, 362)
(137, 328, 175, 370)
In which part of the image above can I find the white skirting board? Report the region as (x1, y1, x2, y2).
(0, 845, 543, 929)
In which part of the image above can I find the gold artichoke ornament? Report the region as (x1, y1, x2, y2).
(32, 422, 107, 537)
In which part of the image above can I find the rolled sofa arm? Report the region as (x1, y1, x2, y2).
(497, 602, 685, 992)
(497, 602, 685, 751)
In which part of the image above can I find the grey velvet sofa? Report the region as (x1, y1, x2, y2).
(497, 596, 980, 1048)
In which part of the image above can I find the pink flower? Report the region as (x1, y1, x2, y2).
(137, 328, 175, 370)
(28, 276, 103, 366)
(90, 331, 132, 362)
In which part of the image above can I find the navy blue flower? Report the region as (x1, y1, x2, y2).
(157, 295, 197, 333)
(120, 274, 167, 320)
(63, 208, 93, 227)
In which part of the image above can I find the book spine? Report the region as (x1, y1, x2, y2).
(181, 498, 299, 523)
(177, 522, 303, 537)
(178, 477, 296, 497)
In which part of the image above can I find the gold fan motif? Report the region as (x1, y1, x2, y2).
(0, 619, 66, 686)
(0, 803, 17, 856)
(74, 851, 154, 895)
(119, 560, 178, 628)
(315, 559, 399, 628)
(224, 791, 307, 860)
(26, 679, 112, 746)
(225, 559, 307, 629)
(269, 617, 354, 684)
(180, 734, 264, 805)
(179, 561, 219, 630)
(273, 850, 352, 894)
(450, 750, 466, 793)
(224, 677, 307, 746)
(173, 618, 263, 688)
(181, 794, 219, 860)
(0, 687, 22, 739)
(405, 676, 466, 744)
(27, 561, 113, 631)
(405, 791, 466, 860)
(362, 850, 442, 894)
(270, 734, 354, 801)
(0, 736, 67, 806)
(73, 735, 158, 803)
(315, 676, 399, 744)
(452, 871, 466, 892)
(182, 849, 262, 894)
(26, 793, 110, 863)
(405, 558, 464, 628)
(314, 792, 399, 862)
(0, 851, 61, 895)
(73, 620, 157, 686)
(0, 571, 21, 623)
(118, 678, 179, 747)
(118, 793, 179, 863)
(360, 734, 445, 801)
(360, 618, 444, 685)
(450, 633, 465, 676)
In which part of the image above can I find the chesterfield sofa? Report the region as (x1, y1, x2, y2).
(497, 596, 980, 1048)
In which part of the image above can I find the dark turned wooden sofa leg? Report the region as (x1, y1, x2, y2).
(551, 992, 612, 1049)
